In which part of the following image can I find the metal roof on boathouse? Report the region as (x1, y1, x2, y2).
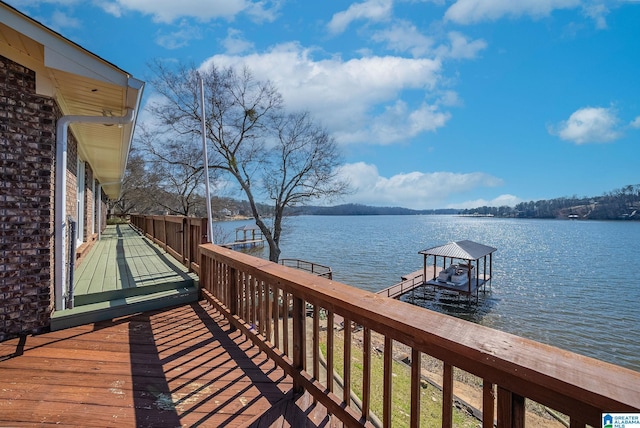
(419, 240, 497, 260)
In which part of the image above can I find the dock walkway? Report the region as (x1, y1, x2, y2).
(376, 266, 434, 299)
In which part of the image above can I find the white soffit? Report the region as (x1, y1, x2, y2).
(0, 2, 144, 198)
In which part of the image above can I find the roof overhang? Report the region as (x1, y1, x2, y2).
(0, 2, 144, 198)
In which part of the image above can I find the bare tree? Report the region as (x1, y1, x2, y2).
(148, 61, 349, 262)
(263, 111, 349, 260)
(111, 149, 160, 216)
(136, 124, 212, 216)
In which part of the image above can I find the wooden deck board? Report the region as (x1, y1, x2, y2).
(0, 301, 338, 427)
(0, 302, 291, 427)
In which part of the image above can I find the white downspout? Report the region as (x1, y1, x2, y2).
(54, 109, 135, 311)
(96, 183, 102, 241)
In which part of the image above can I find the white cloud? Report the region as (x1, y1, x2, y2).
(372, 24, 486, 62)
(222, 29, 255, 54)
(583, 3, 610, 29)
(436, 31, 487, 60)
(444, 0, 580, 24)
(334, 162, 503, 209)
(100, 0, 270, 23)
(630, 116, 640, 129)
(452, 194, 521, 209)
(50, 10, 81, 29)
(155, 21, 201, 49)
(327, 0, 393, 34)
(96, 2, 122, 17)
(552, 106, 622, 144)
(204, 43, 449, 145)
(371, 21, 435, 57)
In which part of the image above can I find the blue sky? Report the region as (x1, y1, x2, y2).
(8, 0, 640, 209)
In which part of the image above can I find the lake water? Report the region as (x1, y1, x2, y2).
(215, 215, 640, 371)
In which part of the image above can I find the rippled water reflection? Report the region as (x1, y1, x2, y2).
(216, 216, 640, 371)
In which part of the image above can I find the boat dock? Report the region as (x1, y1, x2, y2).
(378, 240, 496, 303)
(377, 265, 492, 302)
(221, 224, 265, 249)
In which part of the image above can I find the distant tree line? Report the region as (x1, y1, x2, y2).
(459, 184, 640, 220)
(286, 203, 458, 216)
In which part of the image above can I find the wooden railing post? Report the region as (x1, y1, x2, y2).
(181, 217, 187, 266)
(292, 295, 305, 394)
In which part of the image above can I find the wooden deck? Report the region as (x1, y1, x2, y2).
(0, 301, 337, 427)
(52, 224, 199, 330)
(74, 224, 197, 297)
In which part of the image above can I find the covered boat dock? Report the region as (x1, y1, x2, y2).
(420, 240, 496, 302)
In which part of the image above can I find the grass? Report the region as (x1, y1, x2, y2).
(319, 333, 479, 427)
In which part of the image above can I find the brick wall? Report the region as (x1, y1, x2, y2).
(0, 54, 85, 340)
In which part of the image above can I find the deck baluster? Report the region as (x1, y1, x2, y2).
(343, 319, 352, 406)
(265, 283, 272, 341)
(273, 287, 280, 348)
(442, 362, 453, 428)
(497, 386, 525, 428)
(483, 381, 495, 428)
(313, 305, 320, 381)
(362, 327, 372, 422)
(229, 266, 238, 332)
(292, 295, 305, 393)
(383, 336, 393, 427)
(258, 279, 264, 335)
(410, 348, 421, 428)
(283, 291, 289, 356)
(327, 311, 335, 393)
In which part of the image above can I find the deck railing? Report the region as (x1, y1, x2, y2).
(199, 243, 640, 428)
(130, 215, 207, 275)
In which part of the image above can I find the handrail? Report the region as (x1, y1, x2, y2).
(280, 258, 333, 280)
(199, 242, 640, 427)
(377, 272, 425, 299)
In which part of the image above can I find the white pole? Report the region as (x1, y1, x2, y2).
(199, 75, 215, 243)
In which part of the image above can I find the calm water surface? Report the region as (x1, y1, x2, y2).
(216, 216, 640, 371)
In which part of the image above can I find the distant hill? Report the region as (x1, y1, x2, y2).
(459, 184, 640, 220)
(286, 203, 458, 216)
(284, 184, 640, 220)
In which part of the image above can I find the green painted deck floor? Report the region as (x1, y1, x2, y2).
(74, 224, 197, 296)
(51, 224, 199, 330)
